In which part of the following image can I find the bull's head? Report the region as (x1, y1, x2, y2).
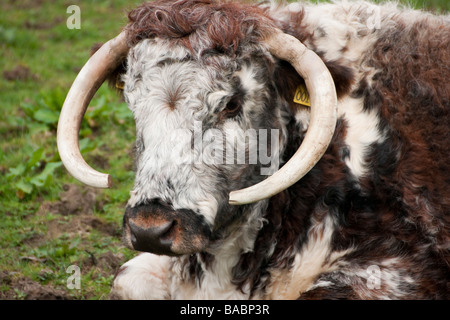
(57, 1, 336, 256)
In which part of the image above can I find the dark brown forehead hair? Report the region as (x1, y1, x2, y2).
(123, 0, 353, 99)
(125, 0, 277, 56)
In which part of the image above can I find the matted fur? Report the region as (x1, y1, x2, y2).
(125, 0, 276, 55)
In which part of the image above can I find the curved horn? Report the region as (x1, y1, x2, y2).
(229, 28, 337, 205)
(57, 31, 129, 188)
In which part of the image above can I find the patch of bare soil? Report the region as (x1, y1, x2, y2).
(45, 214, 120, 240)
(41, 184, 100, 216)
(3, 65, 38, 82)
(0, 271, 70, 300)
(37, 184, 120, 239)
(82, 251, 124, 274)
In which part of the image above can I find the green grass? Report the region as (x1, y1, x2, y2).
(411, 0, 450, 11)
(0, 0, 140, 299)
(0, 0, 448, 300)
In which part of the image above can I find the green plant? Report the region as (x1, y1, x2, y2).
(6, 147, 62, 198)
(20, 88, 65, 131)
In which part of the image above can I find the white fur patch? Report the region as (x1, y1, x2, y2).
(338, 96, 385, 179)
(111, 253, 171, 300)
(124, 39, 222, 225)
(265, 216, 353, 299)
(271, 0, 383, 66)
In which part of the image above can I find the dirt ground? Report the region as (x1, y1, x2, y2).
(0, 270, 70, 300)
(1, 184, 126, 300)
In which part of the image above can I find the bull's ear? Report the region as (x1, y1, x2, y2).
(229, 28, 338, 205)
(90, 42, 127, 93)
(274, 57, 354, 116)
(273, 60, 307, 115)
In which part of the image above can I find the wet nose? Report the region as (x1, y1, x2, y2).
(128, 220, 176, 255)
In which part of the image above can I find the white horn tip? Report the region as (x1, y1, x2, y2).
(228, 196, 241, 205)
(228, 189, 258, 205)
(63, 162, 113, 189)
(82, 173, 112, 189)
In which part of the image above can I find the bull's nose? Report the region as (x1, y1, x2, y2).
(128, 220, 176, 255)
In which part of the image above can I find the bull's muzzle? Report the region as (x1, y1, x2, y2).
(122, 200, 211, 256)
(128, 219, 175, 255)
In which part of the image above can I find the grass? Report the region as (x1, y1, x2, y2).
(0, 0, 141, 299)
(0, 0, 448, 300)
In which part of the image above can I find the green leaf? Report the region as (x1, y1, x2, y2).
(42, 161, 62, 174)
(19, 102, 38, 119)
(7, 163, 26, 178)
(79, 138, 97, 153)
(30, 173, 51, 188)
(30, 162, 62, 188)
(26, 147, 44, 170)
(40, 88, 65, 112)
(33, 109, 59, 125)
(90, 96, 107, 117)
(15, 180, 33, 194)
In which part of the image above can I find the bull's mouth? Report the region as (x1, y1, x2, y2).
(122, 201, 211, 256)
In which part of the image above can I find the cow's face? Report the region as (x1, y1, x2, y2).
(121, 38, 287, 255)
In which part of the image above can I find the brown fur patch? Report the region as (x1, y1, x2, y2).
(357, 15, 450, 267)
(125, 0, 276, 55)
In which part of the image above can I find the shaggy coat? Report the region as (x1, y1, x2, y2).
(110, 0, 449, 299)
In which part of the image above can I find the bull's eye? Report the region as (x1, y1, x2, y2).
(222, 96, 242, 119)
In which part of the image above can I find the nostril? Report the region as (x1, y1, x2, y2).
(148, 220, 173, 239)
(159, 220, 177, 243)
(128, 220, 176, 255)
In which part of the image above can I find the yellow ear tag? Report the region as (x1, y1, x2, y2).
(115, 75, 125, 90)
(293, 83, 311, 107)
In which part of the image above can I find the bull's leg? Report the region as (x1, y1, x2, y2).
(110, 253, 171, 299)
